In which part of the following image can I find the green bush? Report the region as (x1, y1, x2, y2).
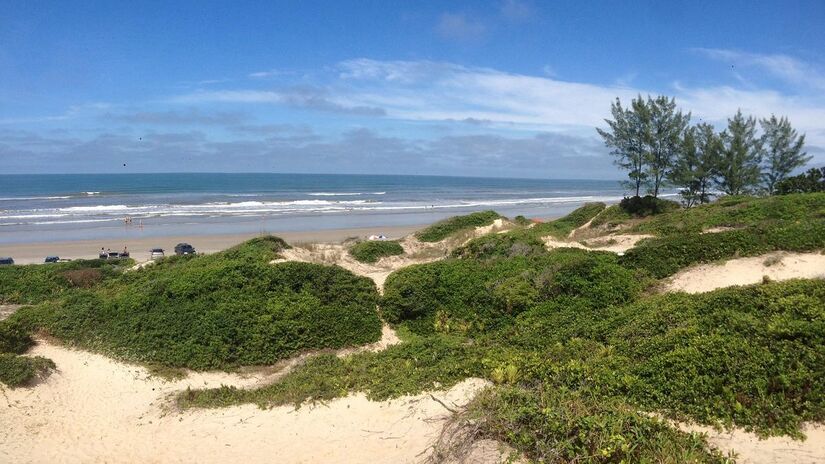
(632, 192, 825, 236)
(533, 202, 607, 239)
(179, 334, 483, 408)
(0, 353, 55, 388)
(621, 220, 825, 278)
(619, 195, 681, 217)
(464, 385, 729, 463)
(452, 231, 545, 260)
(382, 249, 646, 335)
(0, 258, 132, 304)
(0, 319, 35, 354)
(349, 240, 404, 263)
(22, 237, 382, 370)
(589, 204, 632, 228)
(415, 211, 503, 242)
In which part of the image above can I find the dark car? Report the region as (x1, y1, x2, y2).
(0, 257, 14, 265)
(174, 243, 196, 255)
(45, 256, 60, 263)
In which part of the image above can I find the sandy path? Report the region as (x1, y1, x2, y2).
(664, 251, 825, 293)
(543, 234, 652, 254)
(1, 340, 489, 464)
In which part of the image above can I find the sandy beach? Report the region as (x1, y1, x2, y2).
(0, 224, 424, 265)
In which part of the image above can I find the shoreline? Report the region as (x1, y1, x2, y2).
(0, 224, 425, 264)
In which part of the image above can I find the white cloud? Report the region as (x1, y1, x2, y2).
(435, 13, 486, 42)
(693, 48, 825, 91)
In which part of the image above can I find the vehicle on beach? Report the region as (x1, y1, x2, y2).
(0, 257, 14, 265)
(44, 256, 59, 263)
(174, 243, 196, 255)
(150, 248, 165, 260)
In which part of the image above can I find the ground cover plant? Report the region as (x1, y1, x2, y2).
(415, 211, 503, 242)
(0, 258, 132, 304)
(349, 240, 404, 263)
(453, 203, 607, 260)
(3, 236, 383, 372)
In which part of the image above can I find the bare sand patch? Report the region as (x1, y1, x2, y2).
(1, 340, 489, 464)
(543, 234, 652, 254)
(682, 423, 825, 464)
(664, 251, 825, 294)
(0, 304, 22, 321)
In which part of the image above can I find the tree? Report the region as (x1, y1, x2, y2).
(759, 115, 810, 194)
(775, 166, 825, 194)
(670, 123, 721, 207)
(715, 110, 762, 195)
(597, 96, 649, 196)
(644, 95, 690, 197)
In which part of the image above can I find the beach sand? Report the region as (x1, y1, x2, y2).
(1, 339, 491, 464)
(0, 224, 424, 265)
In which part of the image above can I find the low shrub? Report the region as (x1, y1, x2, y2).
(621, 220, 825, 278)
(179, 334, 482, 408)
(452, 231, 545, 260)
(619, 195, 681, 217)
(460, 385, 729, 463)
(0, 319, 35, 354)
(0, 353, 55, 387)
(349, 240, 404, 263)
(533, 202, 606, 239)
(23, 237, 382, 370)
(0, 258, 131, 304)
(383, 249, 647, 335)
(415, 211, 502, 242)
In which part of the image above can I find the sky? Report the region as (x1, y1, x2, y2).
(1, 0, 824, 179)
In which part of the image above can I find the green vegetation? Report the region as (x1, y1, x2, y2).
(2, 236, 382, 372)
(598, 95, 810, 202)
(0, 258, 133, 304)
(531, 202, 606, 239)
(776, 166, 825, 195)
(621, 220, 825, 278)
(383, 249, 647, 335)
(453, 203, 607, 260)
(415, 210, 502, 242)
(0, 353, 55, 387)
(349, 240, 404, 263)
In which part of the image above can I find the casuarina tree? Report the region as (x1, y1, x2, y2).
(715, 110, 762, 195)
(759, 115, 810, 194)
(645, 96, 690, 197)
(597, 96, 650, 196)
(670, 123, 721, 206)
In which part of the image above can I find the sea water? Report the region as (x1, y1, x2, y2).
(0, 173, 632, 243)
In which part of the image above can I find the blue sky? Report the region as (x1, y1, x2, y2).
(2, 0, 824, 178)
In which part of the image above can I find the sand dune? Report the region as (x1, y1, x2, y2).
(664, 251, 825, 293)
(1, 340, 489, 464)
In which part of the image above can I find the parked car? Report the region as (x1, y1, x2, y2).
(150, 248, 165, 260)
(45, 256, 60, 263)
(0, 257, 13, 265)
(174, 243, 196, 255)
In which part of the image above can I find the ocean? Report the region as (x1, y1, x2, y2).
(0, 173, 630, 243)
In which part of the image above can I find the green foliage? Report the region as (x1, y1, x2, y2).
(618, 195, 680, 218)
(513, 215, 532, 226)
(776, 167, 825, 195)
(589, 205, 632, 228)
(179, 335, 482, 408)
(415, 211, 502, 242)
(533, 202, 606, 239)
(629, 192, 825, 236)
(670, 123, 722, 207)
(760, 115, 810, 195)
(451, 231, 545, 260)
(349, 240, 404, 263)
(465, 385, 730, 463)
(0, 319, 35, 354)
(382, 249, 646, 335)
(716, 110, 763, 195)
(621, 220, 825, 278)
(0, 258, 132, 304)
(21, 237, 382, 370)
(0, 353, 55, 388)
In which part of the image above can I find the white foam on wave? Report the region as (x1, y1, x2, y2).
(307, 191, 386, 196)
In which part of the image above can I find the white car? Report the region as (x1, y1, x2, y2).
(150, 248, 165, 260)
